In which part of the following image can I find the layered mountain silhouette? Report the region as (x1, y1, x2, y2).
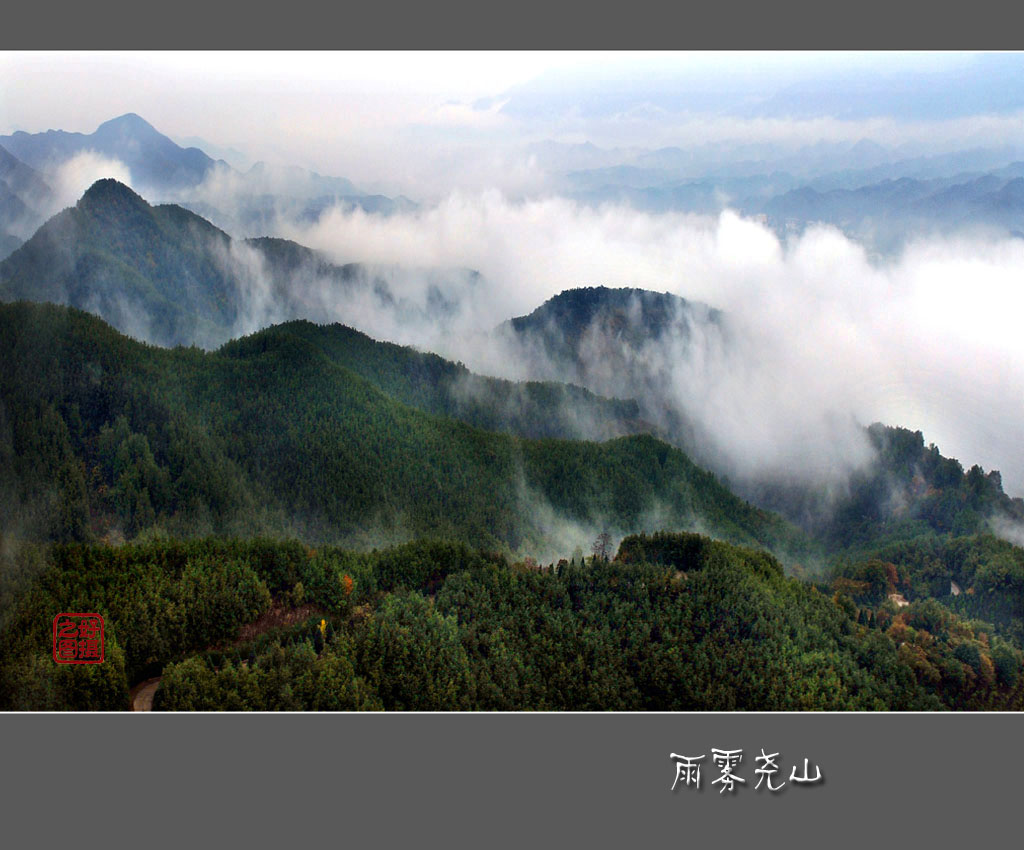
(760, 166, 1024, 240)
(0, 179, 454, 348)
(0, 180, 651, 445)
(0, 113, 220, 194)
(0, 144, 53, 260)
(564, 159, 1024, 250)
(4, 179, 1019, 553)
(0, 112, 417, 249)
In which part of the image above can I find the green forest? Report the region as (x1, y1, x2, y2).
(0, 300, 801, 555)
(4, 533, 1020, 711)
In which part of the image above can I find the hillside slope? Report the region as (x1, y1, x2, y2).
(0, 181, 479, 349)
(0, 301, 806, 559)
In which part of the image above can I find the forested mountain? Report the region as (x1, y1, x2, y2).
(255, 319, 650, 442)
(0, 181, 648, 442)
(506, 286, 722, 364)
(500, 287, 1024, 559)
(9, 180, 1015, 556)
(499, 286, 721, 445)
(0, 301, 803, 558)
(0, 178, 244, 347)
(500, 286, 723, 406)
(0, 180, 467, 349)
(767, 423, 1024, 552)
(8, 180, 1011, 562)
(1, 171, 1021, 714)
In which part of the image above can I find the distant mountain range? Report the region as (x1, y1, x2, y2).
(182, 187, 418, 239)
(562, 160, 1024, 248)
(0, 113, 220, 194)
(7, 112, 1024, 261)
(0, 114, 416, 261)
(759, 167, 1024, 242)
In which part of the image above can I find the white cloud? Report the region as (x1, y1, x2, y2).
(278, 195, 1024, 495)
(48, 151, 134, 216)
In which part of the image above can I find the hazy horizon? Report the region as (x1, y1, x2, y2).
(6, 52, 1024, 197)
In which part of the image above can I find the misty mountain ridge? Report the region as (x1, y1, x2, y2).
(12, 112, 1024, 259)
(0, 143, 54, 260)
(504, 285, 723, 374)
(495, 284, 1024, 549)
(0, 114, 412, 239)
(759, 169, 1024, 245)
(535, 131, 1024, 251)
(549, 136, 1024, 190)
(248, 318, 652, 444)
(178, 153, 421, 238)
(497, 285, 725, 461)
(182, 190, 419, 240)
(0, 179, 467, 349)
(0, 179, 653, 447)
(0, 113, 221, 195)
(4, 179, 1022, 559)
(749, 423, 1024, 553)
(0, 178, 242, 347)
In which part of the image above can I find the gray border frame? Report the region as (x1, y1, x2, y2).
(2, 712, 1021, 845)
(2, 1, 1021, 48)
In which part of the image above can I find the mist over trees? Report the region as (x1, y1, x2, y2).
(0, 301, 803, 558)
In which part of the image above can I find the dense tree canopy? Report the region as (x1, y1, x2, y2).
(0, 301, 804, 558)
(2, 533, 1020, 711)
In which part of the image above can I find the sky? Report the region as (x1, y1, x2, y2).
(2, 50, 1024, 497)
(4, 51, 1024, 196)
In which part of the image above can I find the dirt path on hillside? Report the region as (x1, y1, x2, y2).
(126, 601, 324, 711)
(130, 677, 162, 711)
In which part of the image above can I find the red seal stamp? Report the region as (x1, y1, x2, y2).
(53, 613, 105, 664)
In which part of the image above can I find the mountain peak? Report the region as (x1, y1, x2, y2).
(78, 178, 149, 212)
(528, 286, 698, 321)
(95, 113, 160, 137)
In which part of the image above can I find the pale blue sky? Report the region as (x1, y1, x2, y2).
(2, 51, 1020, 189)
